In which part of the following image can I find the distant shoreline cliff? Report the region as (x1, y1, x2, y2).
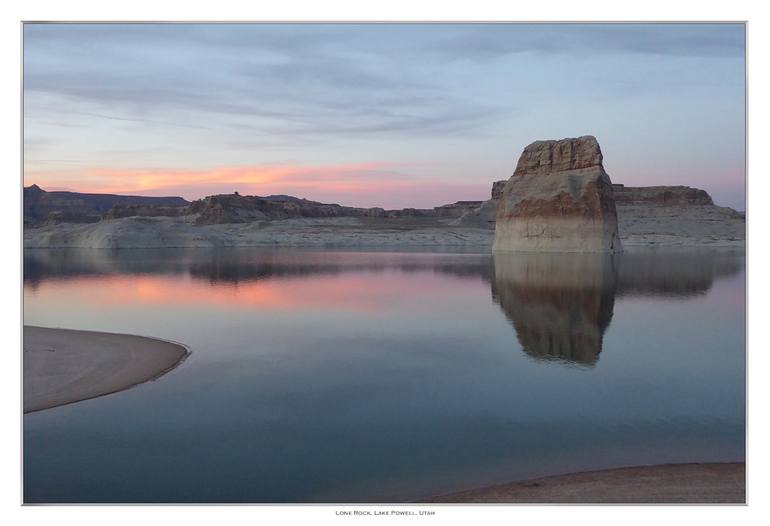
(23, 143, 744, 252)
(24, 184, 492, 228)
(22, 179, 744, 250)
(23, 181, 742, 230)
(23, 184, 189, 227)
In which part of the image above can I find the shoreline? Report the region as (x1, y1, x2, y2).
(23, 326, 190, 413)
(23, 202, 745, 250)
(418, 462, 745, 504)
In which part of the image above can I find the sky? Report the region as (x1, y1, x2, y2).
(23, 23, 746, 210)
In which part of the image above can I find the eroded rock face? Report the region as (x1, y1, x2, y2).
(513, 136, 604, 176)
(491, 180, 507, 200)
(452, 199, 499, 228)
(493, 136, 622, 252)
(23, 185, 188, 226)
(188, 194, 376, 224)
(188, 193, 489, 225)
(104, 204, 187, 220)
(452, 180, 509, 229)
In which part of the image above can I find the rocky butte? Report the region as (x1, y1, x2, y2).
(493, 136, 622, 253)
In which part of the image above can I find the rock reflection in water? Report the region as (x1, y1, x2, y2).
(491, 253, 619, 367)
(23, 248, 494, 288)
(24, 248, 742, 370)
(616, 251, 743, 298)
(491, 250, 744, 367)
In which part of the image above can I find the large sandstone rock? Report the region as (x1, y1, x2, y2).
(493, 136, 622, 253)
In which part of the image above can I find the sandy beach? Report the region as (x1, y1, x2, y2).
(419, 463, 745, 503)
(23, 326, 189, 413)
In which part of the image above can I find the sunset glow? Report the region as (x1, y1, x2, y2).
(24, 24, 746, 209)
(25, 162, 488, 208)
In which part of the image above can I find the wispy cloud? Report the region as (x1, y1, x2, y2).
(24, 24, 506, 139)
(22, 23, 746, 209)
(429, 24, 745, 60)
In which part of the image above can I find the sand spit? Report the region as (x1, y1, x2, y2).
(419, 463, 745, 504)
(23, 326, 189, 413)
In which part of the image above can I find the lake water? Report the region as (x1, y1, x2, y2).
(23, 247, 746, 503)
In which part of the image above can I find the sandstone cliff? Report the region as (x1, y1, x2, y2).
(23, 173, 744, 249)
(491, 180, 507, 200)
(24, 185, 487, 227)
(450, 180, 508, 229)
(493, 136, 622, 253)
(185, 193, 485, 225)
(612, 184, 713, 206)
(24, 185, 189, 226)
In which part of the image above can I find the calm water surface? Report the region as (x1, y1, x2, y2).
(23, 248, 745, 503)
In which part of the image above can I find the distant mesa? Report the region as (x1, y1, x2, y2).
(23, 185, 188, 226)
(493, 136, 622, 253)
(612, 184, 713, 206)
(186, 193, 485, 225)
(23, 185, 490, 227)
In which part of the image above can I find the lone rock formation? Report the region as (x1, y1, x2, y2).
(493, 136, 622, 252)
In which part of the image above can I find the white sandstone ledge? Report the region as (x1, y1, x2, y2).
(23, 207, 744, 250)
